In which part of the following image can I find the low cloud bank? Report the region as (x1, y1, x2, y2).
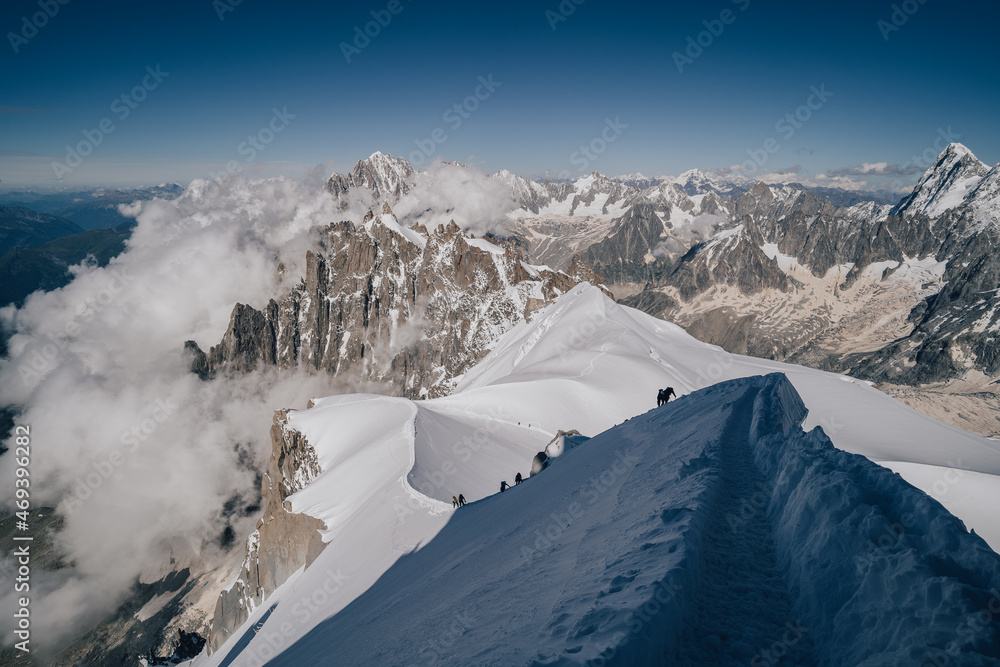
(0, 174, 374, 651)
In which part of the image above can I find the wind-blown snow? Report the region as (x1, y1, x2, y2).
(463, 236, 505, 255)
(365, 212, 427, 248)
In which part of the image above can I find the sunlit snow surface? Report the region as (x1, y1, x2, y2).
(196, 284, 1000, 667)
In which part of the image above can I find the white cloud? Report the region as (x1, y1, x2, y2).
(828, 161, 923, 177)
(654, 212, 730, 257)
(392, 161, 514, 237)
(0, 174, 377, 652)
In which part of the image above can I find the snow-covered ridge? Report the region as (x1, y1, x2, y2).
(363, 209, 427, 248)
(326, 148, 1000, 388)
(199, 283, 1000, 666)
(891, 142, 990, 219)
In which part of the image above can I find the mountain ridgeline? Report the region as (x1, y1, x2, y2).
(309, 146, 999, 387)
(46, 146, 996, 664)
(187, 202, 603, 398)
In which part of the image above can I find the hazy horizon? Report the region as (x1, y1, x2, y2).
(2, 0, 998, 192)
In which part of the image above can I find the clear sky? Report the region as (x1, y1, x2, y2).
(1, 0, 998, 190)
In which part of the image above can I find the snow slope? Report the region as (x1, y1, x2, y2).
(196, 284, 1000, 666)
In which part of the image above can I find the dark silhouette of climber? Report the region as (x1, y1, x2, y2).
(458, 494, 466, 506)
(657, 387, 677, 406)
(500, 480, 509, 493)
(515, 472, 523, 484)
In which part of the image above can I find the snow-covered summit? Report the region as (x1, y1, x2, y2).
(891, 142, 990, 219)
(326, 151, 416, 202)
(672, 167, 752, 196)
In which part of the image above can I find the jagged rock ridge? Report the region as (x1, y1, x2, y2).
(189, 203, 604, 398)
(206, 407, 326, 653)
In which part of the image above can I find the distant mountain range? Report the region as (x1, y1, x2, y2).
(0, 185, 183, 307)
(8, 146, 999, 667)
(321, 145, 1000, 387)
(0, 183, 183, 230)
(6, 150, 999, 388)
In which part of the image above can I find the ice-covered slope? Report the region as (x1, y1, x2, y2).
(452, 285, 1000, 538)
(196, 284, 1000, 666)
(246, 375, 1000, 666)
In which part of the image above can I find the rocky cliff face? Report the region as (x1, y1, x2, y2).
(665, 219, 791, 300)
(206, 408, 326, 654)
(845, 209, 1000, 383)
(189, 203, 602, 398)
(580, 201, 669, 284)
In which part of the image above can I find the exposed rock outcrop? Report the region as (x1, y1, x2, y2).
(207, 409, 326, 654)
(190, 205, 604, 398)
(199, 208, 611, 652)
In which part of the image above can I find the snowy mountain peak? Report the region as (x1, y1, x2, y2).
(891, 142, 989, 219)
(938, 141, 977, 162)
(326, 151, 416, 202)
(672, 167, 751, 196)
(674, 167, 706, 182)
(613, 172, 664, 189)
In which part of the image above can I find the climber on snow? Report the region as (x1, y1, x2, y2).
(500, 480, 509, 493)
(515, 472, 522, 485)
(657, 387, 677, 406)
(452, 496, 459, 508)
(458, 494, 466, 506)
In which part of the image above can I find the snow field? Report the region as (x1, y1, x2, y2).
(195, 284, 1000, 666)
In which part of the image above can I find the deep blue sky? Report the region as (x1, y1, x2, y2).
(1, 0, 998, 189)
